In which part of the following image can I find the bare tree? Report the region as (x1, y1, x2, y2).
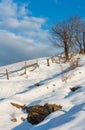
(51, 16, 85, 61)
(69, 16, 85, 54)
(51, 20, 70, 61)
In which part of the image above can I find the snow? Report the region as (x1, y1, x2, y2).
(0, 56, 85, 130)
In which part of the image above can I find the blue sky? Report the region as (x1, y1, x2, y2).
(0, 0, 85, 65)
(33, 0, 85, 25)
(14, 0, 85, 25)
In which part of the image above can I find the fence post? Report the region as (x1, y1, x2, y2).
(47, 58, 50, 66)
(6, 69, 9, 80)
(24, 61, 27, 74)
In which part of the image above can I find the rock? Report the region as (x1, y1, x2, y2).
(26, 105, 50, 115)
(21, 117, 25, 121)
(10, 102, 26, 109)
(44, 103, 62, 112)
(70, 86, 81, 92)
(26, 104, 62, 124)
(11, 118, 17, 122)
(10, 102, 62, 125)
(27, 112, 46, 124)
(34, 82, 41, 86)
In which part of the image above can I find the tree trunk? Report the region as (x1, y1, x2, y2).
(64, 42, 69, 61)
(79, 44, 82, 54)
(83, 32, 85, 54)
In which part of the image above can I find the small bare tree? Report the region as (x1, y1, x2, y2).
(69, 16, 85, 54)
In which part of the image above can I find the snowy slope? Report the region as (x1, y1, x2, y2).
(0, 56, 85, 130)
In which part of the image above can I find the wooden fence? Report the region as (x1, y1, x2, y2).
(0, 61, 39, 80)
(0, 56, 62, 80)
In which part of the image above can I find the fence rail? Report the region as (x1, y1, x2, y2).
(0, 61, 39, 79)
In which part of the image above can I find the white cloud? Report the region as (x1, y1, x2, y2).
(19, 3, 32, 16)
(0, 0, 56, 65)
(0, 30, 56, 65)
(0, 0, 17, 19)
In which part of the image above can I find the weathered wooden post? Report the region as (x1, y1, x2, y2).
(83, 32, 85, 54)
(47, 58, 50, 66)
(24, 61, 27, 74)
(6, 69, 9, 80)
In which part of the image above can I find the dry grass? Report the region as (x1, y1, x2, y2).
(69, 58, 79, 70)
(61, 71, 74, 83)
(60, 55, 79, 83)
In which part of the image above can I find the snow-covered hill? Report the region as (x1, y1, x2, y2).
(0, 56, 85, 130)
